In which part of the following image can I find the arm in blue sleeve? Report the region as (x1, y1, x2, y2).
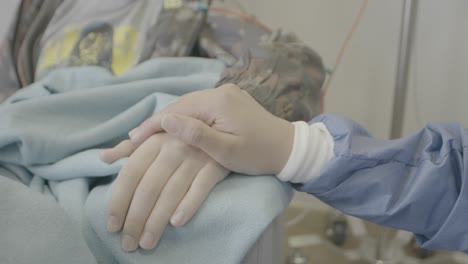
(294, 114, 468, 252)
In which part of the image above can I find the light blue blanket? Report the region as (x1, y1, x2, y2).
(0, 58, 292, 264)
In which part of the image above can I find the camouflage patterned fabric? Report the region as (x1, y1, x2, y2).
(0, 0, 325, 121)
(215, 30, 325, 121)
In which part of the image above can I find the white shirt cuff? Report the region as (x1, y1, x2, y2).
(276, 121, 334, 184)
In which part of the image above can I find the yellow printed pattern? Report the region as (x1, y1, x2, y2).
(38, 25, 139, 76)
(112, 26, 138, 75)
(39, 26, 80, 71)
(164, 0, 182, 9)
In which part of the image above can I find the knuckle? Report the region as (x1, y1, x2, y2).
(189, 147, 208, 161)
(217, 89, 232, 103)
(163, 182, 185, 195)
(184, 123, 204, 144)
(180, 90, 202, 103)
(123, 219, 142, 235)
(159, 186, 182, 198)
(118, 166, 141, 180)
(219, 83, 239, 91)
(219, 140, 235, 160)
(164, 140, 188, 156)
(120, 139, 133, 147)
(135, 185, 158, 201)
(143, 221, 163, 237)
(215, 84, 242, 107)
(108, 205, 123, 219)
(147, 134, 162, 144)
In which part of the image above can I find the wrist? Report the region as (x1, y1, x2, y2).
(271, 118, 295, 175)
(276, 121, 334, 183)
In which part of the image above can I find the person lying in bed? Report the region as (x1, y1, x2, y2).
(0, 0, 326, 252)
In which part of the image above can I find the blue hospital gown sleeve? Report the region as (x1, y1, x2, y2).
(293, 114, 468, 252)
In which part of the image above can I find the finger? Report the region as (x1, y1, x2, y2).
(138, 159, 204, 250)
(129, 91, 213, 144)
(107, 136, 161, 234)
(161, 114, 237, 161)
(121, 147, 185, 252)
(128, 113, 166, 144)
(170, 162, 229, 227)
(100, 140, 136, 164)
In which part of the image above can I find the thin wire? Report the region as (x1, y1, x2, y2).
(210, 6, 272, 33)
(320, 0, 369, 113)
(233, 0, 249, 15)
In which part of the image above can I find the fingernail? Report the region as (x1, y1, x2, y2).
(107, 216, 120, 232)
(122, 234, 138, 252)
(128, 128, 137, 138)
(171, 210, 186, 226)
(100, 150, 110, 164)
(140, 232, 156, 250)
(128, 128, 141, 142)
(162, 115, 179, 134)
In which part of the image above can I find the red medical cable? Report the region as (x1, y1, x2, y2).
(321, 0, 369, 113)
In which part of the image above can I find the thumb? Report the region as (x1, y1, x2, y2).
(161, 114, 235, 159)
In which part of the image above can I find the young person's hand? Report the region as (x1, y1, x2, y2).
(101, 134, 229, 251)
(128, 84, 295, 176)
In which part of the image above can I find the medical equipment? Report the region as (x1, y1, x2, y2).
(286, 212, 468, 264)
(286, 250, 309, 264)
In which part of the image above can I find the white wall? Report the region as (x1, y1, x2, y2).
(403, 0, 468, 135)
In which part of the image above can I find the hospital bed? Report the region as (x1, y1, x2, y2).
(243, 216, 283, 264)
(0, 1, 320, 263)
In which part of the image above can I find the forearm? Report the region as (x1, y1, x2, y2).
(282, 114, 468, 251)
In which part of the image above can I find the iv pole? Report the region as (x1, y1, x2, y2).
(390, 0, 419, 139)
(376, 0, 419, 263)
